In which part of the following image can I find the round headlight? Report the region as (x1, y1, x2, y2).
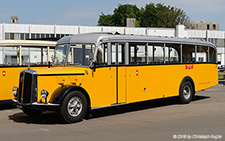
(41, 89, 49, 99)
(12, 86, 18, 96)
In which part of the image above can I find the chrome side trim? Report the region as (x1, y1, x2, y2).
(12, 98, 17, 103)
(91, 102, 128, 110)
(31, 102, 60, 106)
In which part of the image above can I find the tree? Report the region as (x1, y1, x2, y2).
(98, 4, 141, 27)
(112, 4, 141, 27)
(98, 3, 190, 28)
(139, 3, 157, 27)
(140, 3, 190, 28)
(98, 13, 113, 26)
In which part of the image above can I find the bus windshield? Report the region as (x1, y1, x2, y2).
(54, 44, 68, 65)
(67, 44, 95, 66)
(54, 44, 95, 66)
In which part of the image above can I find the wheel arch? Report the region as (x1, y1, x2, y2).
(52, 86, 91, 110)
(179, 76, 196, 95)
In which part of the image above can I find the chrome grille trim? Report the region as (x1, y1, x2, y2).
(17, 69, 37, 104)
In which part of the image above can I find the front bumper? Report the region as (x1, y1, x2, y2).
(12, 98, 60, 110)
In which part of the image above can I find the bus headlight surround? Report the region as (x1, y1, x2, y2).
(41, 89, 49, 99)
(12, 86, 18, 96)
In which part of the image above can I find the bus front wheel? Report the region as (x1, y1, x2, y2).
(60, 91, 87, 123)
(179, 81, 193, 104)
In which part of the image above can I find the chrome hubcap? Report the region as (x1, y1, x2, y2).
(183, 85, 191, 100)
(67, 97, 83, 117)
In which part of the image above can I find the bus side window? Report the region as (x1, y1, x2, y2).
(96, 50, 103, 64)
(111, 43, 125, 65)
(147, 43, 164, 64)
(129, 45, 136, 64)
(209, 47, 216, 63)
(196, 45, 208, 63)
(118, 44, 125, 65)
(182, 44, 195, 63)
(165, 44, 179, 63)
(96, 44, 106, 65)
(111, 43, 116, 65)
(129, 43, 147, 64)
(154, 45, 164, 63)
(147, 45, 153, 63)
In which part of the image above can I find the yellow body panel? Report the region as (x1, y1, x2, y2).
(118, 67, 126, 103)
(0, 66, 49, 101)
(30, 63, 218, 109)
(82, 67, 117, 107)
(126, 64, 218, 103)
(35, 67, 85, 103)
(34, 66, 116, 107)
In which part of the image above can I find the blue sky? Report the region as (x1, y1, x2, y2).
(0, 0, 225, 30)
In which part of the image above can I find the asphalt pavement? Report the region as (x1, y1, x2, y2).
(0, 85, 224, 141)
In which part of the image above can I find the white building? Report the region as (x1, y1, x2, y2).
(0, 23, 224, 65)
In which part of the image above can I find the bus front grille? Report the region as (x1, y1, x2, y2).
(17, 70, 37, 104)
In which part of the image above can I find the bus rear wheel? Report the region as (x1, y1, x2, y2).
(60, 91, 87, 123)
(179, 81, 193, 104)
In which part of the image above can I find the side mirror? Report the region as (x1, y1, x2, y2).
(89, 53, 96, 71)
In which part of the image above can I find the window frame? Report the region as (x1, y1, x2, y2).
(94, 40, 217, 67)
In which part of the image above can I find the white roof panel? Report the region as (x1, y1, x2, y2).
(0, 40, 56, 48)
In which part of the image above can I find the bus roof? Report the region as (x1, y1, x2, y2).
(0, 40, 56, 48)
(57, 33, 216, 49)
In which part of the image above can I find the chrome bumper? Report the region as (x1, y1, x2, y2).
(12, 98, 60, 108)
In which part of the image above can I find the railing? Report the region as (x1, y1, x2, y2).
(218, 73, 225, 85)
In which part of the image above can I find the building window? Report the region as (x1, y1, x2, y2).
(36, 34, 40, 38)
(20, 33, 24, 40)
(31, 34, 35, 39)
(5, 33, 10, 40)
(56, 34, 60, 38)
(195, 24, 198, 30)
(15, 33, 20, 40)
(25, 34, 29, 40)
(207, 24, 210, 30)
(41, 34, 45, 38)
(213, 24, 216, 30)
(10, 33, 14, 40)
(217, 39, 225, 47)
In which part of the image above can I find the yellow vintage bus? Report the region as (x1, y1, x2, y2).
(12, 32, 218, 123)
(0, 40, 56, 103)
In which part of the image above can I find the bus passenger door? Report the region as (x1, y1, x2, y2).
(112, 43, 126, 104)
(86, 44, 117, 108)
(90, 43, 126, 107)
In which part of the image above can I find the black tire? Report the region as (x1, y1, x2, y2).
(22, 108, 43, 116)
(60, 91, 87, 123)
(179, 81, 193, 104)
